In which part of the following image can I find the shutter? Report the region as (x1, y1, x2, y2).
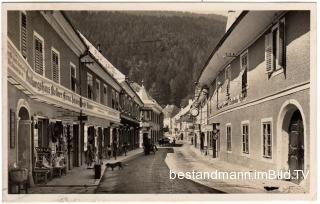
(21, 13, 27, 58)
(265, 32, 273, 73)
(278, 19, 285, 69)
(34, 38, 44, 75)
(52, 51, 59, 83)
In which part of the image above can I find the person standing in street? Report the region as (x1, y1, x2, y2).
(107, 145, 112, 159)
(112, 141, 118, 160)
(123, 142, 128, 156)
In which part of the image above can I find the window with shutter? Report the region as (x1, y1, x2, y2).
(70, 64, 77, 92)
(278, 19, 286, 69)
(265, 17, 286, 77)
(20, 12, 27, 59)
(103, 84, 108, 106)
(34, 33, 44, 75)
(265, 32, 273, 73)
(87, 73, 93, 99)
(240, 51, 248, 98)
(225, 66, 231, 99)
(51, 49, 60, 83)
(96, 79, 101, 103)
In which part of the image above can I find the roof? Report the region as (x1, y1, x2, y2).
(197, 11, 284, 87)
(133, 82, 163, 114)
(163, 104, 179, 118)
(78, 32, 143, 105)
(78, 32, 126, 82)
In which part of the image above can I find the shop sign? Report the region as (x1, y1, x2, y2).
(206, 124, 213, 131)
(8, 40, 121, 123)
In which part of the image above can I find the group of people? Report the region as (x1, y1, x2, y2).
(86, 142, 130, 168)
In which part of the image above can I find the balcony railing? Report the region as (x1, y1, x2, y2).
(7, 39, 120, 123)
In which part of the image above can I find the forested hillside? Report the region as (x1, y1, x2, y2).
(66, 11, 227, 107)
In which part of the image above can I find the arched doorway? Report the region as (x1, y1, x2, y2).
(17, 107, 31, 169)
(288, 110, 304, 183)
(278, 100, 306, 184)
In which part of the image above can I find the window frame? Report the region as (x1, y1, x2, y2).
(87, 73, 93, 100)
(103, 84, 108, 106)
(96, 78, 101, 103)
(267, 18, 286, 78)
(240, 50, 249, 98)
(51, 47, 60, 84)
(261, 118, 273, 161)
(70, 62, 77, 93)
(241, 120, 250, 156)
(226, 123, 232, 153)
(33, 31, 45, 76)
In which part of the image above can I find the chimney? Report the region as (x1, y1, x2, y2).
(225, 10, 240, 32)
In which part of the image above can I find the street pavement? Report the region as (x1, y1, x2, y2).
(95, 147, 224, 194)
(165, 141, 306, 193)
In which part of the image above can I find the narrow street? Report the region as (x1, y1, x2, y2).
(96, 147, 224, 194)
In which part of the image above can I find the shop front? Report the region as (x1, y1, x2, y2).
(7, 40, 120, 187)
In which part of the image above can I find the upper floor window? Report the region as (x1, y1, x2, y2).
(87, 73, 93, 100)
(262, 120, 272, 158)
(34, 32, 44, 76)
(225, 65, 231, 100)
(240, 51, 248, 98)
(51, 48, 60, 83)
(103, 84, 108, 106)
(96, 79, 101, 103)
(265, 18, 285, 76)
(226, 124, 232, 152)
(115, 92, 119, 110)
(70, 63, 77, 92)
(20, 11, 27, 59)
(111, 89, 115, 109)
(241, 122, 249, 154)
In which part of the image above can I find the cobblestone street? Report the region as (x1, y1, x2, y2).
(96, 147, 224, 194)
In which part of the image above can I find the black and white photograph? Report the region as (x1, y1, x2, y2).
(1, 1, 317, 202)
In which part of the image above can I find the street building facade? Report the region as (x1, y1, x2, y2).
(190, 10, 310, 188)
(78, 33, 143, 155)
(6, 11, 126, 191)
(132, 82, 163, 146)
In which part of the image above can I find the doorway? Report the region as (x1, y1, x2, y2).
(17, 107, 31, 169)
(288, 110, 304, 183)
(73, 124, 79, 167)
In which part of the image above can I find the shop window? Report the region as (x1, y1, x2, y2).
(20, 11, 27, 59)
(96, 79, 101, 103)
(241, 122, 249, 154)
(265, 18, 286, 76)
(262, 120, 272, 158)
(34, 32, 44, 76)
(226, 124, 232, 152)
(51, 48, 60, 83)
(87, 73, 93, 99)
(70, 63, 77, 92)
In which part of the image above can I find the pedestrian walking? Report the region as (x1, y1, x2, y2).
(123, 142, 128, 156)
(107, 145, 112, 159)
(86, 143, 94, 168)
(191, 137, 193, 145)
(112, 141, 118, 160)
(173, 138, 176, 146)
